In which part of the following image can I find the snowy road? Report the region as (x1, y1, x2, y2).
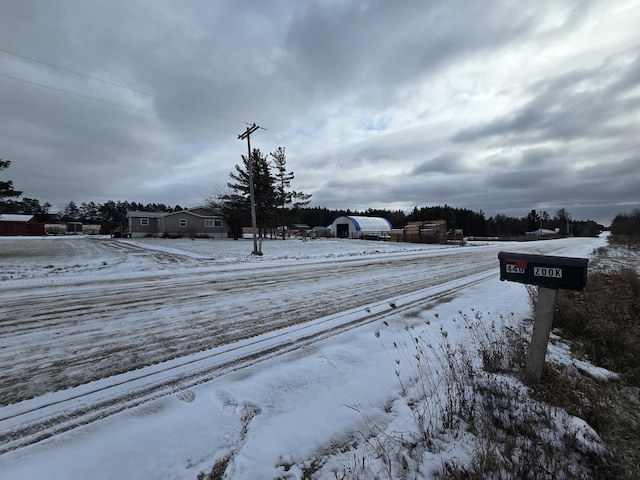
(0, 236, 596, 455)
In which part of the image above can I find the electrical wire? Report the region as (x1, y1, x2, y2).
(0, 47, 249, 127)
(1, 46, 354, 161)
(0, 72, 238, 136)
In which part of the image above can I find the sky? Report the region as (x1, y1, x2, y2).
(1, 0, 639, 225)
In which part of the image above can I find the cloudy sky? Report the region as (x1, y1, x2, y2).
(1, 0, 639, 224)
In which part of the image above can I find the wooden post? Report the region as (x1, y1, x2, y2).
(525, 286, 558, 383)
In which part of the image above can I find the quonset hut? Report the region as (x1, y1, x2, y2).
(329, 215, 393, 239)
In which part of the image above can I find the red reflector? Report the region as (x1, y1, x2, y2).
(505, 259, 528, 269)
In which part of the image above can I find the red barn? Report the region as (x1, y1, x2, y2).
(0, 214, 45, 236)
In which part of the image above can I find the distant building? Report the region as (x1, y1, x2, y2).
(0, 214, 45, 236)
(66, 222, 83, 234)
(329, 216, 392, 239)
(525, 228, 558, 236)
(308, 226, 331, 238)
(127, 206, 227, 238)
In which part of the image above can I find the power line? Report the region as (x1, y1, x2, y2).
(1, 47, 359, 164)
(0, 72, 238, 136)
(0, 47, 248, 126)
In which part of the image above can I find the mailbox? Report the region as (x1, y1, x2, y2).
(498, 252, 588, 291)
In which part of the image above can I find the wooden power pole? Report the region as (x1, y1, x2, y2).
(238, 123, 261, 255)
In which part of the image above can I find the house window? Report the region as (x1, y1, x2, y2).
(215, 220, 222, 227)
(180, 219, 187, 227)
(205, 219, 222, 228)
(140, 218, 149, 226)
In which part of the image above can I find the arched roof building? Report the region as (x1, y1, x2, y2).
(329, 215, 393, 239)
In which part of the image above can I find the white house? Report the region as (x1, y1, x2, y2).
(329, 216, 393, 239)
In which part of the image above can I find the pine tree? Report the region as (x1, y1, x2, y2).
(527, 209, 541, 231)
(227, 148, 277, 236)
(0, 159, 22, 211)
(64, 201, 80, 221)
(270, 147, 311, 239)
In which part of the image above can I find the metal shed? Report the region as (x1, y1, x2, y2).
(329, 216, 393, 239)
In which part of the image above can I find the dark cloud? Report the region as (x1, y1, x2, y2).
(519, 148, 556, 167)
(453, 55, 640, 145)
(411, 153, 461, 175)
(484, 168, 559, 190)
(284, 1, 550, 109)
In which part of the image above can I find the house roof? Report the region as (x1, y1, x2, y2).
(526, 228, 557, 236)
(0, 214, 35, 222)
(127, 211, 166, 218)
(331, 215, 393, 232)
(127, 207, 221, 220)
(163, 207, 219, 219)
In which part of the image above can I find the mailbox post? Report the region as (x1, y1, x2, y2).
(498, 252, 588, 383)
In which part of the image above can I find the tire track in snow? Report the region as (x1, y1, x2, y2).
(1, 249, 494, 407)
(0, 238, 592, 454)
(0, 268, 495, 454)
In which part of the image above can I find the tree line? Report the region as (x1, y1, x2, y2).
(289, 206, 604, 238)
(610, 209, 640, 243)
(1, 197, 183, 224)
(1, 155, 612, 237)
(2, 158, 185, 222)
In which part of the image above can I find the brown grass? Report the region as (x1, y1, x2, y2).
(437, 253, 640, 479)
(530, 264, 640, 479)
(324, 244, 640, 480)
(553, 268, 640, 383)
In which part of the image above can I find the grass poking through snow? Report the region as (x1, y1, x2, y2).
(327, 242, 639, 480)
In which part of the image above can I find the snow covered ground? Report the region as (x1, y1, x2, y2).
(0, 235, 608, 479)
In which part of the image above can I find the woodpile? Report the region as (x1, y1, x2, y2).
(394, 220, 450, 244)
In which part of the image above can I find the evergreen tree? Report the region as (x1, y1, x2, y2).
(227, 148, 277, 237)
(526, 209, 541, 231)
(270, 147, 312, 238)
(80, 201, 100, 223)
(208, 191, 248, 240)
(63, 201, 80, 221)
(20, 198, 45, 215)
(99, 201, 117, 222)
(0, 159, 22, 212)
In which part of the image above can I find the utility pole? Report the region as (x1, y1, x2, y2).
(238, 123, 262, 255)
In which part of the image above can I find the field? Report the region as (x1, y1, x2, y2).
(0, 234, 609, 479)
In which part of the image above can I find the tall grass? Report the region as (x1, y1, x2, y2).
(532, 261, 640, 479)
(327, 308, 608, 479)
(332, 291, 635, 479)
(326, 245, 640, 479)
(437, 245, 640, 479)
(434, 311, 608, 480)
